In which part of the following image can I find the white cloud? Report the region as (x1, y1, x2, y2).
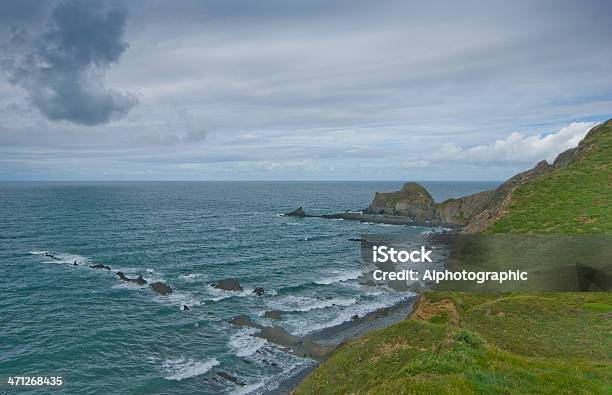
(433, 122, 598, 164)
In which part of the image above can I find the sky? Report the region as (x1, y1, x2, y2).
(0, 0, 611, 181)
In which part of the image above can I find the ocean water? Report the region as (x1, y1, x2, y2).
(0, 181, 499, 394)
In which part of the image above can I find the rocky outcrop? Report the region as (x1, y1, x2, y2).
(366, 182, 436, 221)
(116, 272, 147, 285)
(216, 372, 245, 386)
(211, 278, 243, 292)
(43, 252, 62, 261)
(284, 207, 306, 217)
(228, 315, 333, 360)
(150, 282, 173, 295)
(285, 122, 605, 231)
(358, 135, 591, 231)
(363, 181, 495, 226)
(436, 190, 495, 225)
(90, 263, 111, 270)
(253, 287, 265, 296)
(264, 310, 282, 320)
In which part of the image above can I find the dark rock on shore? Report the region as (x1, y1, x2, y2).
(216, 372, 245, 386)
(284, 207, 306, 217)
(116, 271, 147, 285)
(150, 282, 173, 295)
(90, 263, 111, 270)
(264, 310, 282, 320)
(43, 252, 62, 261)
(253, 287, 265, 296)
(211, 278, 243, 292)
(228, 315, 333, 360)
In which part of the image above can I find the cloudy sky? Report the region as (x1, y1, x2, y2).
(0, 0, 611, 180)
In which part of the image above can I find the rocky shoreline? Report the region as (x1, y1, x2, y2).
(262, 297, 418, 395)
(273, 135, 597, 393)
(284, 138, 587, 233)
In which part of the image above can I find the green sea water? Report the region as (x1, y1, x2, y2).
(0, 181, 498, 394)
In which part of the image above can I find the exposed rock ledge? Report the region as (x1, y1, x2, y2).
(283, 130, 591, 232)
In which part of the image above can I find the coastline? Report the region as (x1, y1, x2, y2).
(266, 290, 420, 394)
(270, 209, 459, 393)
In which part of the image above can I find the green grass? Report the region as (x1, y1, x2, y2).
(296, 293, 612, 395)
(487, 120, 612, 234)
(296, 120, 612, 394)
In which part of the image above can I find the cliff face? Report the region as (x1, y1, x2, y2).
(436, 190, 495, 225)
(364, 120, 610, 230)
(367, 182, 436, 221)
(365, 182, 495, 225)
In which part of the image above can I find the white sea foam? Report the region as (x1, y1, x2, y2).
(179, 273, 206, 282)
(230, 381, 266, 395)
(31, 250, 90, 265)
(289, 292, 415, 336)
(314, 269, 361, 285)
(228, 327, 267, 357)
(162, 357, 219, 381)
(203, 284, 257, 302)
(231, 348, 314, 395)
(164, 290, 202, 308)
(216, 226, 237, 232)
(265, 295, 357, 313)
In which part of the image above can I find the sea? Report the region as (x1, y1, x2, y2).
(0, 181, 499, 394)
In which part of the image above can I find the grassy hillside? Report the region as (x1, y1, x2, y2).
(487, 120, 612, 234)
(296, 120, 612, 394)
(297, 293, 612, 394)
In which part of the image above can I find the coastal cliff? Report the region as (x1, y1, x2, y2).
(286, 118, 607, 230)
(295, 119, 612, 394)
(359, 119, 612, 232)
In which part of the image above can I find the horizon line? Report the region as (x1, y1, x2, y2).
(0, 179, 504, 183)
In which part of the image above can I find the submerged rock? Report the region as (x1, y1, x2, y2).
(116, 272, 147, 285)
(263, 310, 282, 320)
(228, 315, 258, 328)
(253, 287, 265, 296)
(228, 314, 333, 360)
(43, 252, 62, 261)
(90, 263, 111, 270)
(284, 207, 306, 217)
(150, 282, 173, 295)
(211, 278, 243, 292)
(216, 372, 245, 386)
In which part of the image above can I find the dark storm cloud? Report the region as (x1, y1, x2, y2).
(1, 0, 611, 180)
(2, 0, 137, 125)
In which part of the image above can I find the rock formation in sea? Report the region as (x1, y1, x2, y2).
(150, 282, 173, 295)
(90, 263, 111, 270)
(228, 315, 333, 360)
(211, 278, 243, 291)
(116, 272, 147, 285)
(283, 207, 306, 217)
(284, 125, 596, 231)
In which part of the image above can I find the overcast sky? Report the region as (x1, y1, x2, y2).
(0, 0, 610, 180)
